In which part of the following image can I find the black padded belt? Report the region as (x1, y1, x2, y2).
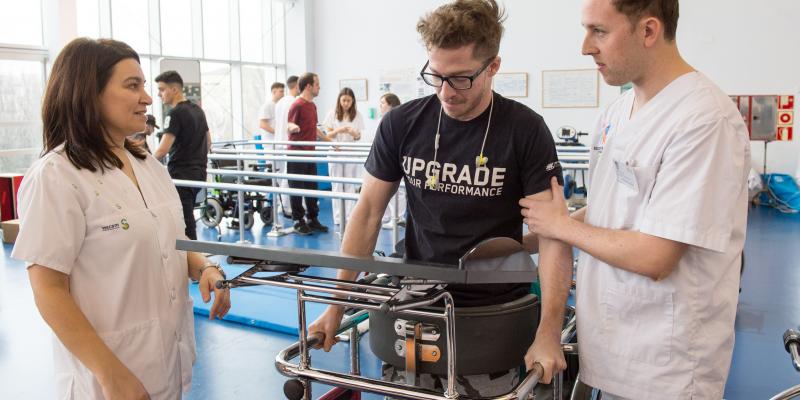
(369, 293, 539, 376)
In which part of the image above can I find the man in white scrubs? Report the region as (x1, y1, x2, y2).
(257, 82, 285, 139)
(520, 0, 750, 398)
(273, 75, 300, 217)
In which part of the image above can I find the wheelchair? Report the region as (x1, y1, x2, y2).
(200, 154, 275, 230)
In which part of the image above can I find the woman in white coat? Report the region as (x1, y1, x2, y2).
(12, 38, 230, 399)
(378, 93, 407, 230)
(322, 87, 364, 225)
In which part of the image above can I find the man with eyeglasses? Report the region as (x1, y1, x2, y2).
(308, 0, 571, 395)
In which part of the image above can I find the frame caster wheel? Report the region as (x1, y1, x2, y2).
(283, 379, 305, 400)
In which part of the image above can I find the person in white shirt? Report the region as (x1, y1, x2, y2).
(322, 87, 364, 225)
(377, 93, 407, 230)
(520, 1, 750, 399)
(257, 82, 285, 140)
(12, 37, 231, 400)
(273, 75, 300, 217)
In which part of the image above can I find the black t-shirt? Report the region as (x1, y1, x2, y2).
(365, 92, 563, 307)
(164, 100, 209, 180)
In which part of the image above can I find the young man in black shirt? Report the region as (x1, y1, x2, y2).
(154, 70, 211, 240)
(308, 0, 572, 395)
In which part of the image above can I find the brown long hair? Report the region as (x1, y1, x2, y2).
(42, 37, 147, 172)
(335, 88, 357, 122)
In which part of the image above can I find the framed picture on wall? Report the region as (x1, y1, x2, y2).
(339, 78, 368, 101)
(493, 72, 528, 98)
(541, 69, 599, 108)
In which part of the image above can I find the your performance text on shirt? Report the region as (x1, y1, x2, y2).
(402, 155, 505, 197)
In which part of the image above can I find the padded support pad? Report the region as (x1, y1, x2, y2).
(369, 294, 539, 376)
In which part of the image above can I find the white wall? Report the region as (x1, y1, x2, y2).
(285, 0, 315, 77)
(308, 0, 800, 174)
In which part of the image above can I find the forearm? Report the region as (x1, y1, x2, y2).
(259, 121, 275, 134)
(524, 207, 586, 254)
(555, 218, 682, 280)
(187, 251, 209, 281)
(522, 232, 539, 254)
(32, 280, 126, 384)
(317, 129, 332, 141)
(570, 206, 586, 223)
(535, 237, 572, 340)
(154, 133, 174, 160)
(340, 201, 382, 255)
(153, 146, 167, 161)
(336, 198, 386, 283)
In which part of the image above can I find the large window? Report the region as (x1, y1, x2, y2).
(0, 0, 43, 46)
(200, 62, 232, 140)
(76, 0, 100, 39)
(0, 0, 46, 173)
(0, 0, 289, 173)
(106, 0, 288, 141)
(160, 0, 193, 58)
(202, 0, 231, 60)
(110, 0, 151, 54)
(0, 59, 45, 173)
(242, 65, 277, 140)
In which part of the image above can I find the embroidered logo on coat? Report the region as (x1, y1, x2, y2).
(101, 223, 120, 232)
(101, 219, 129, 232)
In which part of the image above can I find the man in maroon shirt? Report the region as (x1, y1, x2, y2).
(286, 72, 330, 235)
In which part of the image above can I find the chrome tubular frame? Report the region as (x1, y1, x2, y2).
(770, 328, 800, 400)
(219, 266, 548, 400)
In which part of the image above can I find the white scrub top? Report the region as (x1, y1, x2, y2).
(274, 95, 297, 144)
(577, 72, 750, 399)
(258, 100, 277, 139)
(12, 147, 196, 399)
(322, 110, 365, 143)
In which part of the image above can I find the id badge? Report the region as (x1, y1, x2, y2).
(614, 159, 638, 192)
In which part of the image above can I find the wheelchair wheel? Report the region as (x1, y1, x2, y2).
(243, 210, 255, 230)
(259, 206, 274, 225)
(201, 198, 223, 228)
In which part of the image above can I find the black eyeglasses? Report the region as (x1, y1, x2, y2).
(419, 58, 494, 90)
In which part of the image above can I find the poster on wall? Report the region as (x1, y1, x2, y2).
(378, 68, 435, 104)
(339, 78, 368, 101)
(541, 69, 599, 108)
(493, 72, 528, 98)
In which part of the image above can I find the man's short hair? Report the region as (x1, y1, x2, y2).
(416, 0, 505, 61)
(612, 0, 679, 41)
(154, 70, 184, 87)
(286, 75, 299, 89)
(271, 82, 285, 91)
(298, 73, 317, 93)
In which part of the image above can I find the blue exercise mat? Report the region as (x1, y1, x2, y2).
(189, 261, 337, 335)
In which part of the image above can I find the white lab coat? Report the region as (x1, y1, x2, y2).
(322, 110, 365, 224)
(12, 147, 196, 399)
(576, 72, 750, 399)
